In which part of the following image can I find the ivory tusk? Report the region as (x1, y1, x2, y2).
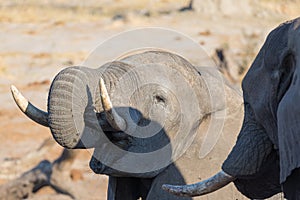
(162, 170, 235, 197)
(11, 85, 49, 127)
(99, 78, 126, 131)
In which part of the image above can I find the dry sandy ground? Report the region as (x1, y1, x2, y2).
(0, 0, 299, 199)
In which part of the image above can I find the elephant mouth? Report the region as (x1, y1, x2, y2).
(89, 145, 128, 176)
(102, 130, 131, 150)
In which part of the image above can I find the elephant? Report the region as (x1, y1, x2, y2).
(11, 50, 244, 199)
(162, 17, 300, 199)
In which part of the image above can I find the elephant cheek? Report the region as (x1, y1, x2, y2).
(277, 69, 300, 183)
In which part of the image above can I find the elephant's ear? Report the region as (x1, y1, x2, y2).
(277, 19, 300, 183)
(277, 53, 300, 184)
(195, 68, 243, 158)
(277, 71, 300, 183)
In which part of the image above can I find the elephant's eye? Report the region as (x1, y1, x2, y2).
(154, 95, 166, 105)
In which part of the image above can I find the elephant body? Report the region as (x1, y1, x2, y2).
(12, 50, 244, 199)
(81, 51, 243, 199)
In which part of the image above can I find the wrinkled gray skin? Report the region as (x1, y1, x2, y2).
(163, 17, 300, 199)
(14, 50, 244, 199)
(48, 51, 211, 200)
(222, 18, 300, 198)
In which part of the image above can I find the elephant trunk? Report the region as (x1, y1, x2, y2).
(11, 64, 132, 150)
(11, 67, 107, 149)
(47, 67, 105, 149)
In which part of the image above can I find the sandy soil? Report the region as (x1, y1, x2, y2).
(0, 0, 299, 199)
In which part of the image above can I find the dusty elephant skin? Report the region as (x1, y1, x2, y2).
(11, 50, 243, 199)
(162, 17, 300, 199)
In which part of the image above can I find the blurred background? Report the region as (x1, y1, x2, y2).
(0, 0, 299, 199)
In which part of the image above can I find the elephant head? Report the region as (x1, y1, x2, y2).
(163, 17, 300, 198)
(12, 50, 218, 178)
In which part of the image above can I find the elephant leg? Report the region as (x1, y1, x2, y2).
(282, 168, 300, 199)
(107, 177, 117, 200)
(107, 177, 148, 200)
(146, 164, 192, 200)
